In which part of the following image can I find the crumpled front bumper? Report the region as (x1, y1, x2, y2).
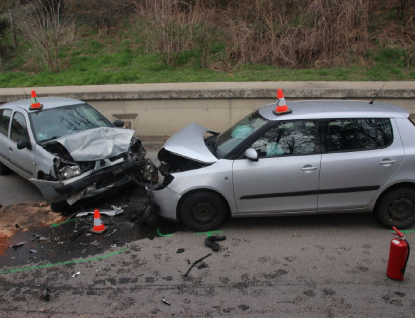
(31, 158, 143, 204)
(149, 186, 181, 222)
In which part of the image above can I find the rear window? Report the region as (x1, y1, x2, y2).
(327, 118, 393, 152)
(0, 109, 12, 136)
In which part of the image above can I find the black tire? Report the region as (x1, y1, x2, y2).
(179, 191, 227, 232)
(0, 161, 10, 175)
(376, 187, 415, 229)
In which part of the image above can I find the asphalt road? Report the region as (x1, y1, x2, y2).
(1, 151, 414, 317)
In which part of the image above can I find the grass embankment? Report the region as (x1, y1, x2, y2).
(1, 28, 414, 88)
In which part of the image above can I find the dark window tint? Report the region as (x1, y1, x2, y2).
(11, 112, 29, 143)
(0, 109, 12, 136)
(327, 119, 392, 152)
(251, 120, 318, 157)
(377, 119, 393, 147)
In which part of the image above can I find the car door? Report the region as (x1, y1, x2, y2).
(233, 120, 322, 214)
(5, 111, 35, 179)
(318, 118, 404, 210)
(0, 109, 12, 166)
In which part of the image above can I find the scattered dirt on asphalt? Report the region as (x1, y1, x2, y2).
(0, 202, 65, 255)
(0, 202, 64, 237)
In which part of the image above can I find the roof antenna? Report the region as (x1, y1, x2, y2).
(23, 89, 28, 99)
(369, 83, 385, 104)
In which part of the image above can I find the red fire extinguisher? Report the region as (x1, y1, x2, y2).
(386, 227, 410, 281)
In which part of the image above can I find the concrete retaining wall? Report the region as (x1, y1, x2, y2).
(1, 82, 414, 136)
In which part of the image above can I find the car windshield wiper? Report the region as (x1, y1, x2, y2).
(41, 136, 60, 143)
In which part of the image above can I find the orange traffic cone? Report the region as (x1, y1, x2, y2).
(273, 89, 292, 116)
(29, 90, 43, 110)
(90, 209, 108, 234)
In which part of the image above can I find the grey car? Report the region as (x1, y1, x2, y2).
(150, 99, 415, 231)
(0, 93, 157, 211)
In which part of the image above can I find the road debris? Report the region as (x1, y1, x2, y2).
(15, 224, 22, 230)
(205, 235, 226, 252)
(29, 249, 38, 253)
(176, 248, 185, 253)
(162, 297, 171, 306)
(39, 288, 51, 301)
(184, 253, 212, 277)
(197, 262, 209, 269)
(90, 240, 99, 246)
(76, 206, 124, 217)
(72, 271, 80, 278)
(69, 229, 84, 241)
(10, 242, 26, 249)
(104, 229, 117, 237)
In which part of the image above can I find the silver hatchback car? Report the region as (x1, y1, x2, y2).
(151, 96, 415, 231)
(0, 92, 157, 211)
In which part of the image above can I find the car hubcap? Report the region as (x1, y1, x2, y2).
(191, 201, 216, 225)
(388, 196, 414, 221)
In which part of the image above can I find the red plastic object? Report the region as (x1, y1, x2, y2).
(386, 227, 409, 281)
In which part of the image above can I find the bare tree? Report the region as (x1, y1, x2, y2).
(17, 0, 72, 72)
(133, 0, 199, 66)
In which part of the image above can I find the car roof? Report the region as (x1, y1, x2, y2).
(259, 100, 409, 120)
(0, 97, 84, 113)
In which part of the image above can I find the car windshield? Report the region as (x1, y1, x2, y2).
(30, 103, 113, 143)
(216, 110, 269, 157)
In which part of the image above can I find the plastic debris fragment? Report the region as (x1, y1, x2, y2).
(162, 297, 171, 306)
(72, 271, 80, 278)
(10, 242, 26, 249)
(205, 235, 226, 252)
(176, 248, 185, 253)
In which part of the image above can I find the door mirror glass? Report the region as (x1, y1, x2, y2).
(17, 139, 29, 150)
(245, 148, 258, 161)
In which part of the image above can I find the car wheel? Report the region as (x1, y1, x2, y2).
(376, 187, 415, 229)
(179, 191, 227, 232)
(0, 161, 10, 175)
(50, 200, 71, 212)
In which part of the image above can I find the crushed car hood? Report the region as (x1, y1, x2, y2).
(55, 127, 134, 161)
(163, 123, 218, 163)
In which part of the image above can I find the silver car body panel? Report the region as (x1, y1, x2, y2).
(151, 159, 236, 220)
(259, 100, 409, 121)
(318, 118, 404, 210)
(163, 123, 218, 163)
(55, 127, 134, 161)
(233, 154, 321, 213)
(151, 100, 414, 223)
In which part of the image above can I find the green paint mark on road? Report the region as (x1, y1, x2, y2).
(157, 227, 173, 237)
(0, 248, 127, 275)
(389, 230, 415, 234)
(196, 231, 223, 236)
(52, 218, 76, 227)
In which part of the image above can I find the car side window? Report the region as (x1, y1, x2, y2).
(327, 118, 393, 152)
(0, 109, 12, 136)
(251, 120, 318, 157)
(10, 112, 29, 143)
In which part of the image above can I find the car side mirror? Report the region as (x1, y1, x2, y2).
(17, 139, 30, 150)
(244, 148, 258, 162)
(113, 120, 124, 128)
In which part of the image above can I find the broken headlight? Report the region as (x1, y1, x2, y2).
(60, 165, 81, 180)
(143, 159, 159, 183)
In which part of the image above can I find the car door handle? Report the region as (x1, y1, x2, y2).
(301, 165, 317, 171)
(380, 159, 396, 165)
(8, 147, 13, 152)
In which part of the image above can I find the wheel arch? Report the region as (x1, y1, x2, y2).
(176, 188, 232, 222)
(374, 182, 415, 211)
